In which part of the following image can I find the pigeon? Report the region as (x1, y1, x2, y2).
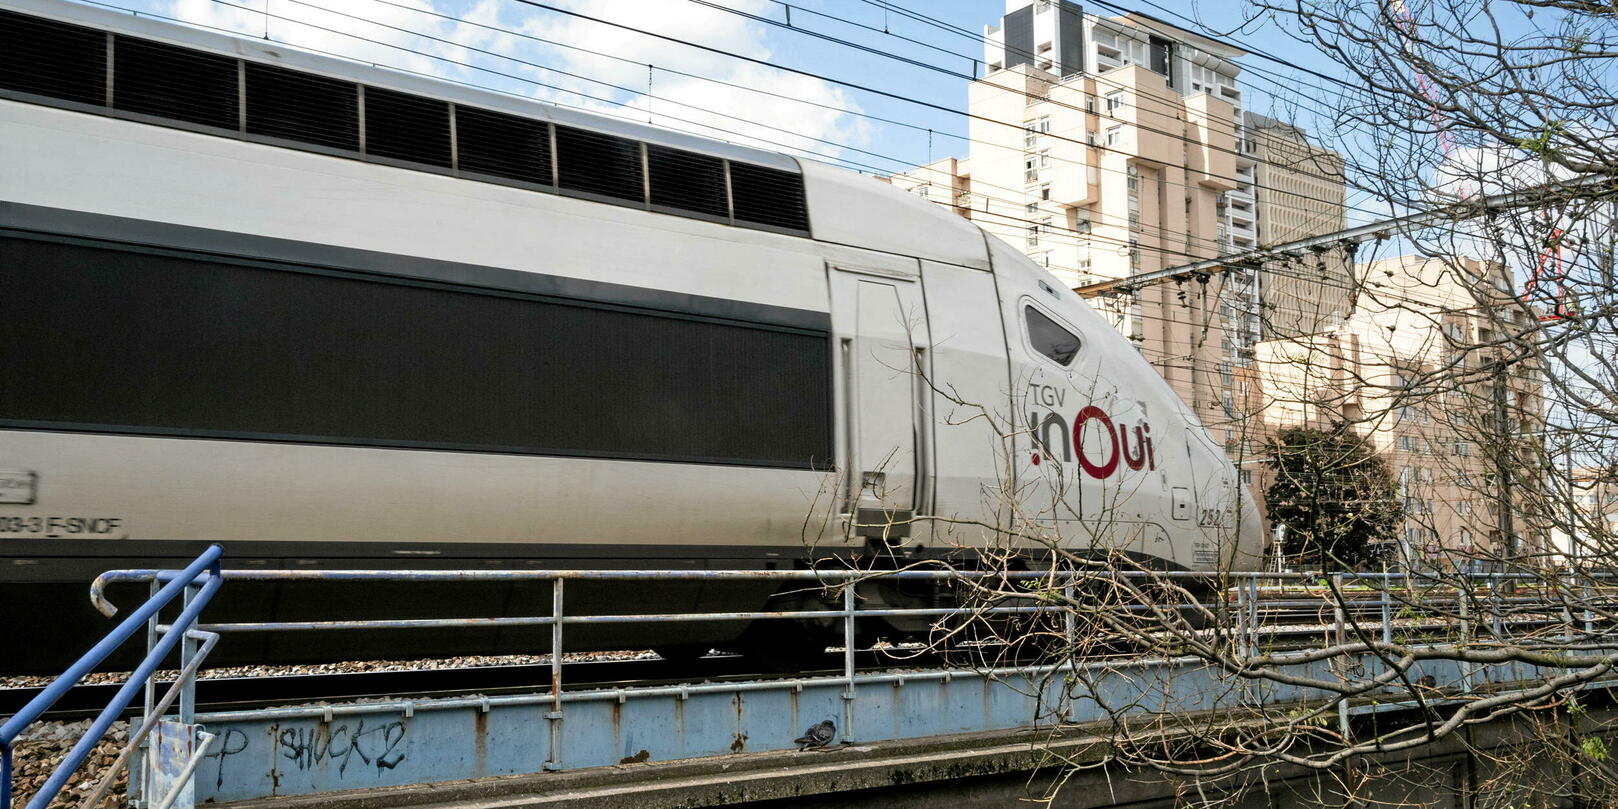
(794, 720, 836, 750)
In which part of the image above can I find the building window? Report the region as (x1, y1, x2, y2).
(1105, 126, 1123, 146)
(1026, 201, 1039, 215)
(1106, 90, 1125, 114)
(1026, 224, 1041, 248)
(1041, 184, 1052, 200)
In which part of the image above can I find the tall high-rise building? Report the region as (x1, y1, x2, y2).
(1243, 113, 1351, 338)
(885, 1, 1355, 544)
(890, 3, 1347, 446)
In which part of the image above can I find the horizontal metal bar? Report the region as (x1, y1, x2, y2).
(98, 567, 1252, 583)
(183, 604, 1075, 633)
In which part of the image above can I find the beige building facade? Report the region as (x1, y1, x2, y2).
(887, 4, 1555, 570)
(1256, 255, 1545, 568)
(888, 2, 1355, 523)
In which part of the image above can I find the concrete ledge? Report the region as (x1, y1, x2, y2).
(209, 726, 1111, 809)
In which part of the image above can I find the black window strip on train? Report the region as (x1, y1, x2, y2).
(0, 8, 809, 236)
(554, 125, 645, 204)
(729, 162, 810, 233)
(244, 61, 359, 152)
(0, 10, 104, 107)
(647, 144, 728, 220)
(364, 86, 452, 169)
(112, 36, 239, 131)
(454, 104, 553, 188)
(0, 236, 834, 469)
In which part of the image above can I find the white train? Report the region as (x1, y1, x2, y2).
(0, 0, 1260, 671)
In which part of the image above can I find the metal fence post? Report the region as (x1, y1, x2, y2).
(1459, 582, 1474, 694)
(1247, 576, 1260, 658)
(1585, 581, 1595, 637)
(1062, 575, 1075, 652)
(841, 582, 856, 744)
(545, 578, 564, 771)
(1234, 577, 1249, 660)
(1332, 573, 1350, 740)
(135, 578, 161, 809)
(179, 581, 199, 725)
(1380, 578, 1393, 646)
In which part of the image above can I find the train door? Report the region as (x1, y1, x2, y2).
(829, 265, 931, 542)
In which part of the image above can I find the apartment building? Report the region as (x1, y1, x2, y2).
(1257, 255, 1545, 568)
(1242, 113, 1352, 339)
(888, 3, 1353, 512)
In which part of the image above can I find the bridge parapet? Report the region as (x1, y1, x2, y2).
(65, 565, 1618, 808)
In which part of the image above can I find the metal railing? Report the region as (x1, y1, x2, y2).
(77, 563, 1618, 795)
(1, 545, 223, 809)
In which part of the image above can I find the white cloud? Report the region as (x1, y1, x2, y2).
(157, 0, 870, 160)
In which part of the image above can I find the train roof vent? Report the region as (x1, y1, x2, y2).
(555, 124, 645, 204)
(647, 144, 727, 221)
(112, 35, 238, 131)
(244, 61, 359, 152)
(364, 86, 451, 169)
(0, 8, 105, 107)
(455, 105, 553, 188)
(729, 162, 810, 234)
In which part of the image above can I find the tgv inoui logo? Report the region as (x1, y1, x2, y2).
(1027, 401, 1157, 480)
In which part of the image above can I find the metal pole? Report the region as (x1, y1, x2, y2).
(841, 582, 856, 744)
(1380, 580, 1393, 645)
(179, 581, 199, 725)
(1234, 577, 1249, 659)
(1564, 435, 1581, 566)
(1332, 573, 1349, 739)
(546, 578, 564, 771)
(1062, 576, 1075, 652)
(1459, 585, 1474, 693)
(138, 577, 159, 809)
(1247, 576, 1260, 658)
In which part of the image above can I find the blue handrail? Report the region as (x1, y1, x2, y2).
(0, 544, 223, 809)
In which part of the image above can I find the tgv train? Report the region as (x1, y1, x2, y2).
(0, 0, 1260, 672)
